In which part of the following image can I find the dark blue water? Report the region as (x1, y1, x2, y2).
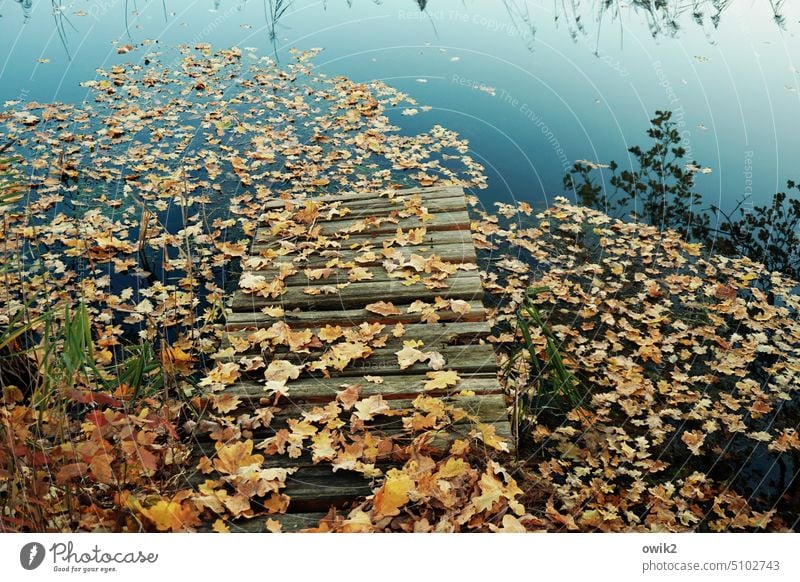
(1, 0, 799, 210)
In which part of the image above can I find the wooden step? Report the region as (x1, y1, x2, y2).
(256, 193, 469, 236)
(221, 320, 492, 354)
(223, 373, 502, 403)
(309, 209, 472, 238)
(225, 300, 487, 329)
(258, 185, 462, 211)
(231, 271, 483, 311)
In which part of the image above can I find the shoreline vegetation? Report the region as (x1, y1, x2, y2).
(1, 46, 798, 532)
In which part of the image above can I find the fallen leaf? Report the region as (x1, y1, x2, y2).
(354, 395, 390, 421)
(423, 370, 460, 391)
(265, 360, 303, 384)
(373, 469, 414, 517)
(366, 301, 401, 316)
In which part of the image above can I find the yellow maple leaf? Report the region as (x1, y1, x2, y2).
(681, 430, 706, 455)
(342, 509, 374, 533)
(311, 430, 337, 462)
(436, 457, 468, 479)
(140, 498, 200, 532)
(373, 469, 414, 518)
(498, 514, 527, 533)
(294, 200, 320, 224)
(305, 267, 335, 280)
(213, 440, 264, 475)
(212, 393, 241, 414)
(423, 370, 460, 391)
(200, 361, 240, 389)
(425, 350, 445, 370)
(472, 423, 510, 452)
(262, 305, 284, 317)
(450, 299, 472, 315)
(217, 241, 247, 257)
(318, 324, 343, 342)
(348, 266, 373, 282)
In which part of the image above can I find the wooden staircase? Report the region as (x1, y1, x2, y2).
(194, 186, 511, 531)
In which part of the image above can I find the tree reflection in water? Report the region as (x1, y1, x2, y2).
(7, 0, 789, 57)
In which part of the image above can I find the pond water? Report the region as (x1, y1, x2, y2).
(1, 0, 798, 211)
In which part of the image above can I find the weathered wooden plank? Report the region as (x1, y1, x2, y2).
(247, 245, 475, 275)
(334, 211, 469, 237)
(218, 337, 493, 365)
(224, 373, 501, 403)
(231, 271, 483, 311)
(210, 394, 509, 425)
(214, 512, 330, 533)
(192, 420, 512, 517)
(314, 193, 465, 216)
(282, 472, 374, 511)
(245, 245, 477, 273)
(248, 227, 476, 265)
(252, 234, 476, 256)
(224, 344, 499, 378)
(191, 418, 511, 460)
(188, 420, 513, 515)
(259, 185, 462, 211)
(238, 265, 476, 290)
(258, 195, 468, 235)
(222, 320, 491, 353)
(301, 225, 476, 247)
(306, 209, 471, 238)
(225, 300, 487, 330)
(258, 193, 468, 229)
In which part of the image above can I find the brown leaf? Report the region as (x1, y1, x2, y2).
(56, 462, 88, 484)
(366, 301, 401, 316)
(336, 385, 361, 410)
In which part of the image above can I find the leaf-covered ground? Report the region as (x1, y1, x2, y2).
(474, 200, 800, 531)
(0, 46, 797, 532)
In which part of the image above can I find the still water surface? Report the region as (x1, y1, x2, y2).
(1, 1, 798, 210)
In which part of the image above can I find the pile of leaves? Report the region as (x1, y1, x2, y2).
(474, 199, 800, 531)
(185, 188, 528, 533)
(180, 195, 800, 533)
(1, 43, 798, 532)
(0, 45, 485, 532)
